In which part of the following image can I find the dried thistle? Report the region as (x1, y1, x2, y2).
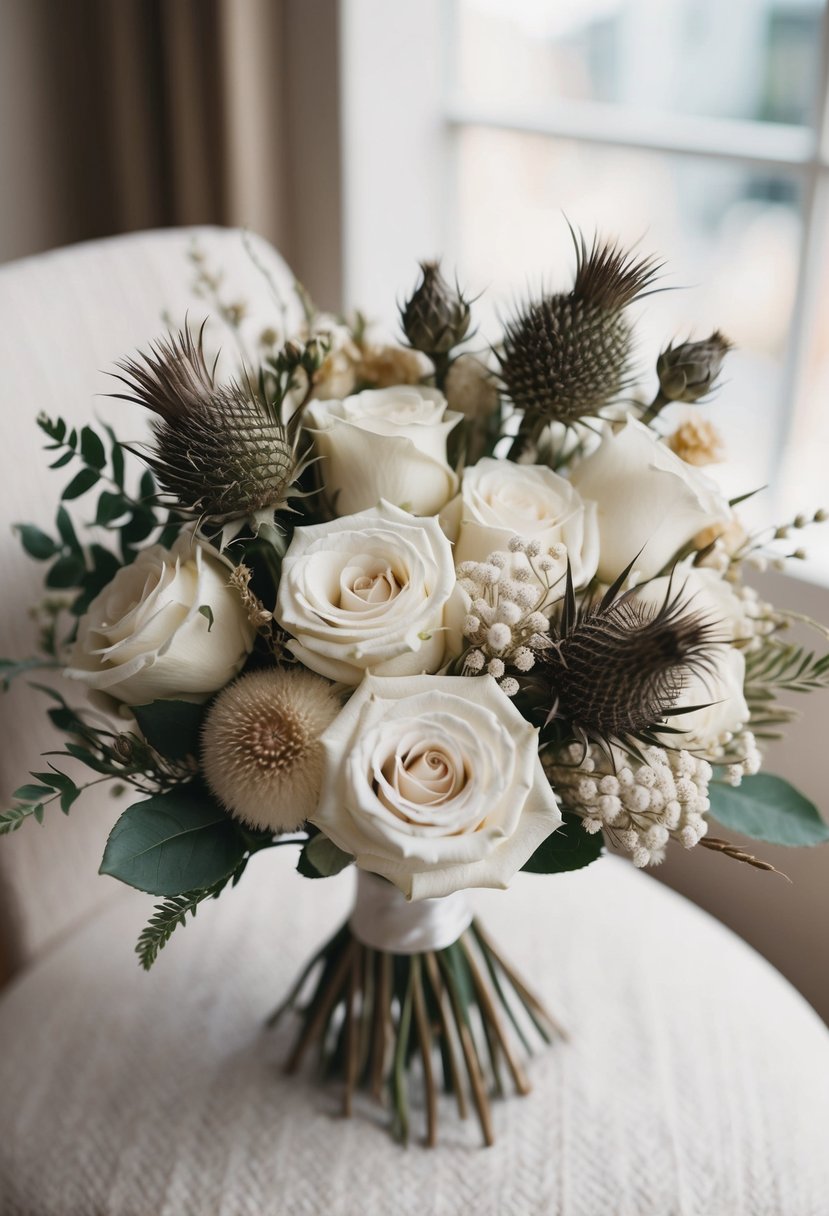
(111, 323, 305, 527)
(500, 227, 662, 458)
(538, 565, 721, 757)
(400, 261, 472, 365)
(656, 331, 732, 406)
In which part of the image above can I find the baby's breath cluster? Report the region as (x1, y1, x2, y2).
(456, 537, 567, 695)
(546, 742, 713, 867)
(720, 730, 762, 785)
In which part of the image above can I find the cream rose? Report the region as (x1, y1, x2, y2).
(444, 457, 599, 586)
(632, 567, 750, 752)
(275, 502, 457, 685)
(569, 416, 731, 583)
(667, 648, 749, 753)
(64, 534, 255, 707)
(305, 386, 462, 516)
(313, 674, 562, 899)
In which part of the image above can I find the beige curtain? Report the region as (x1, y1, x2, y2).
(0, 0, 342, 307)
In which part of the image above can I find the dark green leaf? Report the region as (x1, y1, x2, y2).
(297, 833, 353, 878)
(56, 506, 80, 552)
(139, 470, 156, 502)
(45, 554, 85, 589)
(80, 426, 106, 470)
(120, 508, 156, 546)
(13, 783, 54, 802)
(198, 604, 214, 632)
(131, 700, 205, 762)
(95, 491, 129, 526)
(100, 786, 246, 896)
(62, 467, 100, 501)
(522, 811, 604, 873)
(49, 450, 75, 469)
(708, 774, 829, 846)
(15, 524, 59, 560)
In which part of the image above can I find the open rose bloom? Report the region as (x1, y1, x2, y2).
(6, 234, 828, 1148)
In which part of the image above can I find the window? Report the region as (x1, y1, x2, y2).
(341, 0, 829, 574)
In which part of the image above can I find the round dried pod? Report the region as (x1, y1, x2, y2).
(201, 666, 341, 833)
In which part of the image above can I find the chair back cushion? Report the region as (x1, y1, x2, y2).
(0, 226, 302, 972)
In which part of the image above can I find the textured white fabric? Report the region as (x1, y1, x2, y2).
(1, 852, 828, 1216)
(0, 227, 303, 968)
(350, 869, 473, 952)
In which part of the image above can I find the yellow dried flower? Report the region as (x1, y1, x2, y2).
(201, 667, 341, 833)
(667, 416, 724, 467)
(356, 344, 426, 389)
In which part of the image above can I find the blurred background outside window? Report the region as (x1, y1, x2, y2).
(344, 0, 829, 572)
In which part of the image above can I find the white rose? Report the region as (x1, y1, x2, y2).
(306, 386, 462, 516)
(444, 457, 599, 586)
(64, 534, 255, 707)
(275, 502, 457, 685)
(569, 416, 731, 583)
(313, 673, 562, 899)
(632, 566, 750, 752)
(668, 648, 749, 753)
(635, 563, 751, 644)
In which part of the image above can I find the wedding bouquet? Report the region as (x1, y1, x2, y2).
(4, 230, 829, 1147)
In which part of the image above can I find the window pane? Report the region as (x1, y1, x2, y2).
(452, 127, 803, 506)
(454, 0, 824, 128)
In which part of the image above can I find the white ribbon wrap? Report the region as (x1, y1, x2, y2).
(349, 870, 473, 954)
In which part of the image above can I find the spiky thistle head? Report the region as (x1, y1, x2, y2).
(400, 260, 472, 357)
(538, 566, 721, 757)
(499, 227, 662, 451)
(111, 324, 305, 526)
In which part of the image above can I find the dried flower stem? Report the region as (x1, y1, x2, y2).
(273, 917, 563, 1146)
(699, 835, 790, 880)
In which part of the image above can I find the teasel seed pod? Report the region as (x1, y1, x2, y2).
(500, 227, 662, 459)
(537, 565, 721, 758)
(111, 323, 306, 530)
(652, 331, 732, 412)
(400, 261, 472, 374)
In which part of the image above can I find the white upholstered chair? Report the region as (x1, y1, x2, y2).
(1, 229, 828, 1216)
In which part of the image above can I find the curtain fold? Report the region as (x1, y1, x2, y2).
(0, 0, 342, 307)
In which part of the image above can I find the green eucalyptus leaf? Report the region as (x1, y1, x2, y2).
(45, 554, 85, 589)
(522, 810, 604, 873)
(13, 783, 54, 803)
(95, 490, 129, 526)
(56, 506, 80, 552)
(62, 467, 100, 501)
(100, 786, 245, 895)
(297, 833, 353, 878)
(15, 524, 59, 560)
(131, 700, 205, 762)
(708, 774, 829, 846)
(80, 426, 106, 470)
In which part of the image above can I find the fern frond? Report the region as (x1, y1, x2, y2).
(135, 868, 242, 970)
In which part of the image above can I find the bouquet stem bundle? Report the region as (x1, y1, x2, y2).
(272, 920, 564, 1147)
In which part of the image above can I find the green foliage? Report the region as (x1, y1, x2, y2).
(11, 417, 188, 643)
(521, 810, 604, 873)
(134, 865, 245, 970)
(297, 832, 354, 878)
(708, 774, 829, 847)
(744, 639, 829, 739)
(100, 785, 250, 896)
(130, 700, 205, 763)
(0, 766, 83, 835)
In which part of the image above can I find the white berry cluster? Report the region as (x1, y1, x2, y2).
(721, 729, 762, 786)
(730, 584, 784, 653)
(546, 743, 714, 867)
(456, 537, 566, 696)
